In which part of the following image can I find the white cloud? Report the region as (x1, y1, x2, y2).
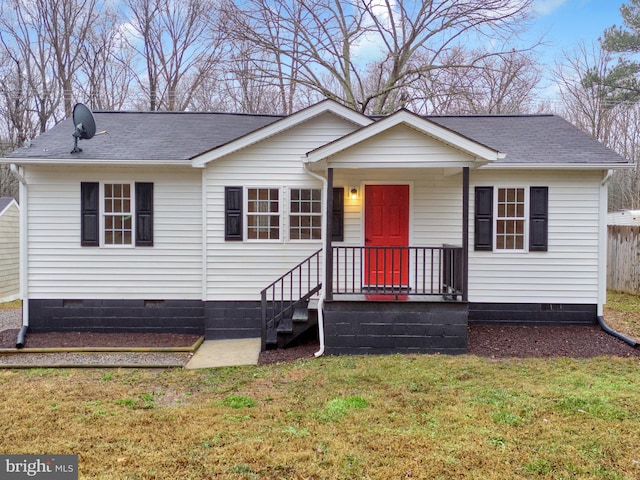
(533, 0, 570, 16)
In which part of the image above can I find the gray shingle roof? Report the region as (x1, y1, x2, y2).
(4, 109, 629, 166)
(6, 111, 282, 161)
(427, 114, 627, 165)
(0, 197, 16, 212)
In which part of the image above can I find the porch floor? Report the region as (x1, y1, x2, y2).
(331, 294, 463, 302)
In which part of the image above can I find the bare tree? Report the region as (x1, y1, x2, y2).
(408, 48, 541, 114)
(0, 0, 64, 134)
(124, 0, 226, 111)
(223, 0, 535, 114)
(76, 8, 137, 111)
(556, 43, 640, 210)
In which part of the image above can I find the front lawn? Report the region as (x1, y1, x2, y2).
(1, 355, 639, 479)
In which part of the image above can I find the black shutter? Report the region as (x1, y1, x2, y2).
(529, 186, 548, 252)
(225, 186, 243, 241)
(332, 187, 344, 242)
(474, 186, 493, 251)
(81, 182, 99, 246)
(135, 182, 154, 247)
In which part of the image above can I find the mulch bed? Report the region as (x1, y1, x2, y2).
(258, 324, 639, 365)
(0, 329, 200, 349)
(1, 324, 637, 364)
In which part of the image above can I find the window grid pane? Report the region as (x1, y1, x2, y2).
(496, 188, 525, 250)
(104, 183, 133, 245)
(290, 189, 322, 241)
(247, 188, 280, 240)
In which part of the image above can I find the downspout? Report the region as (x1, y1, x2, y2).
(303, 161, 327, 357)
(11, 164, 28, 348)
(597, 169, 637, 346)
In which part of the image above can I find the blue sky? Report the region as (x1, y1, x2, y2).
(532, 0, 624, 62)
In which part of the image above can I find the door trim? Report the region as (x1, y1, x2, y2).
(363, 183, 411, 289)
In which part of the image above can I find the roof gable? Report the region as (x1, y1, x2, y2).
(0, 197, 18, 216)
(304, 109, 504, 167)
(191, 99, 372, 167)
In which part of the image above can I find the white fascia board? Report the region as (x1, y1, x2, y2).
(324, 161, 483, 169)
(192, 100, 372, 168)
(6, 158, 190, 166)
(304, 109, 504, 164)
(480, 162, 634, 170)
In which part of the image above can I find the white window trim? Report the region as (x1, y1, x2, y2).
(100, 182, 135, 248)
(288, 187, 323, 243)
(244, 186, 284, 243)
(493, 186, 529, 253)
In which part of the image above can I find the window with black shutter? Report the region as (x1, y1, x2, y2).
(332, 187, 344, 242)
(529, 186, 548, 251)
(225, 186, 243, 241)
(474, 186, 493, 251)
(135, 182, 154, 246)
(81, 182, 99, 246)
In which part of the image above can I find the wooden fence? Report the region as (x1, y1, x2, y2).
(608, 225, 640, 294)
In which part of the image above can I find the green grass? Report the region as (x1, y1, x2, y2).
(1, 356, 640, 479)
(0, 299, 20, 309)
(605, 291, 640, 341)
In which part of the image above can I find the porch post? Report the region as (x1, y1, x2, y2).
(325, 167, 334, 301)
(462, 167, 469, 302)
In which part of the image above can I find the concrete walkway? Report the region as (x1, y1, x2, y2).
(185, 338, 261, 369)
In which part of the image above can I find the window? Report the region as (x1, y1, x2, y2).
(247, 188, 280, 240)
(104, 183, 133, 245)
(290, 189, 321, 240)
(474, 186, 548, 252)
(496, 187, 525, 250)
(80, 182, 153, 247)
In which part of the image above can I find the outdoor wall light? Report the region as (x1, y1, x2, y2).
(350, 188, 358, 200)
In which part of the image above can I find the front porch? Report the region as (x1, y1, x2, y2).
(261, 244, 468, 353)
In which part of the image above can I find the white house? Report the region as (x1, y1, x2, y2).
(2, 100, 631, 354)
(0, 197, 20, 302)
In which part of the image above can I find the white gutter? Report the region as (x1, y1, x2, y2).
(10, 164, 29, 343)
(303, 161, 327, 357)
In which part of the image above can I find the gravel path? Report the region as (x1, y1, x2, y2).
(0, 308, 20, 331)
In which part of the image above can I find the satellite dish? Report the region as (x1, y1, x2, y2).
(71, 103, 96, 153)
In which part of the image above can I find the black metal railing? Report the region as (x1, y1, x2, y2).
(260, 249, 322, 350)
(332, 246, 463, 299)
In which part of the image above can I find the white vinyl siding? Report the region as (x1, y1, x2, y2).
(0, 201, 20, 302)
(326, 124, 474, 167)
(25, 166, 202, 299)
(205, 111, 358, 301)
(469, 170, 601, 303)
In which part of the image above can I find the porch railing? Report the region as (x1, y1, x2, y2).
(260, 249, 322, 350)
(331, 246, 463, 299)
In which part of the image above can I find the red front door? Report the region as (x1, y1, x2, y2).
(364, 184, 409, 288)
